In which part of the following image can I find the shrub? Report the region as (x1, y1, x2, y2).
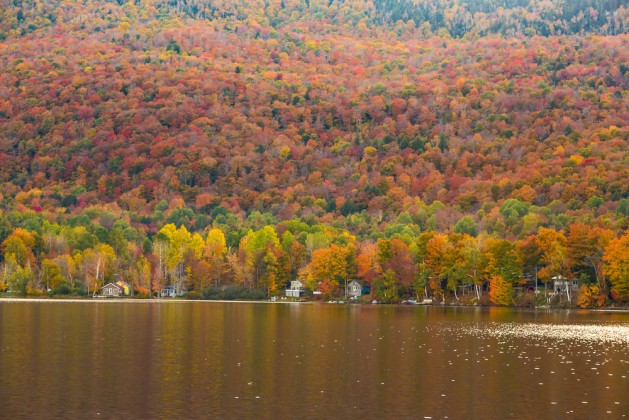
(236, 286, 266, 300)
(201, 287, 222, 300)
(514, 292, 536, 308)
(72, 285, 87, 296)
(201, 285, 266, 300)
(223, 285, 241, 300)
(186, 291, 202, 300)
(54, 283, 72, 295)
(26, 287, 44, 296)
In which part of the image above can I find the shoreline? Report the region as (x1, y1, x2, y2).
(1, 297, 627, 312)
(0, 297, 304, 304)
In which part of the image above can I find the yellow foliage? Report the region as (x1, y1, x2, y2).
(14, 191, 29, 204)
(117, 22, 131, 33)
(279, 146, 291, 160)
(603, 232, 629, 301)
(497, 177, 510, 188)
(305, 39, 318, 50)
(569, 154, 583, 165)
(363, 146, 377, 158)
(26, 287, 44, 296)
(15, 62, 30, 72)
(577, 285, 605, 308)
(489, 274, 513, 306)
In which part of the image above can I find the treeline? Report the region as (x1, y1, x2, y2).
(2, 0, 628, 39)
(373, 0, 629, 37)
(0, 205, 628, 308)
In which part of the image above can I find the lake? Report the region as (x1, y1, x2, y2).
(1, 301, 628, 418)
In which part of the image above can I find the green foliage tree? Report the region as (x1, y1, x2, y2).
(372, 269, 399, 303)
(453, 216, 478, 237)
(41, 259, 66, 291)
(6, 255, 32, 296)
(240, 226, 282, 294)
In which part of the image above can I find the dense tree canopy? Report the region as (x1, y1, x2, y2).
(0, 0, 627, 304)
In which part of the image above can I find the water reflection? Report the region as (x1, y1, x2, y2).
(1, 302, 628, 418)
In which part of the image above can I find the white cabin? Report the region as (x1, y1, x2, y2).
(552, 276, 579, 292)
(347, 280, 363, 298)
(160, 284, 187, 298)
(286, 280, 305, 298)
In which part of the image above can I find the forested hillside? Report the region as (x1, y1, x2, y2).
(0, 0, 627, 304)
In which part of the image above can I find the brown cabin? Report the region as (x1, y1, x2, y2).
(101, 283, 123, 297)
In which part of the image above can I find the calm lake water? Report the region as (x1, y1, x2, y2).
(1, 301, 628, 419)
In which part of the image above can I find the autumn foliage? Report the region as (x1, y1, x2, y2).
(0, 1, 627, 305)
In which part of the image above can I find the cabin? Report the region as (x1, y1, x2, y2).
(347, 280, 363, 298)
(552, 276, 579, 293)
(286, 280, 305, 298)
(100, 283, 124, 297)
(160, 284, 187, 298)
